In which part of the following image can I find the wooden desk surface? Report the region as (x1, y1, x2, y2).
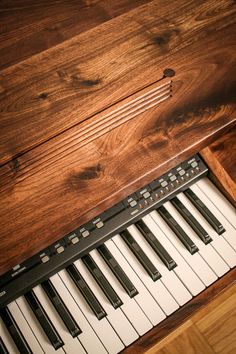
(0, 0, 236, 275)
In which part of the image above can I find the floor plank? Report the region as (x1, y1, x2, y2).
(146, 321, 215, 354)
(193, 288, 236, 354)
(145, 284, 236, 354)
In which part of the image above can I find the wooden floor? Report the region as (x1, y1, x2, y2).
(146, 283, 236, 354)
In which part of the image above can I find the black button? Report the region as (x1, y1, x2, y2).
(163, 68, 175, 77)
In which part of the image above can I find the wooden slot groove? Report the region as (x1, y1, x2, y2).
(0, 78, 172, 185)
(0, 93, 171, 188)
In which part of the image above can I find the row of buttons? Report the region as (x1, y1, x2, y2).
(40, 219, 105, 264)
(5, 155, 203, 287)
(40, 158, 201, 263)
(128, 160, 200, 208)
(41, 246, 65, 263)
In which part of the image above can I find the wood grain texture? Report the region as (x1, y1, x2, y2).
(0, 0, 150, 70)
(0, 0, 236, 275)
(194, 291, 236, 354)
(144, 283, 236, 354)
(122, 268, 236, 354)
(0, 82, 234, 274)
(0, 0, 235, 165)
(145, 321, 216, 354)
(0, 2, 236, 352)
(200, 127, 236, 205)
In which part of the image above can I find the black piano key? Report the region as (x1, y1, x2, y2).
(82, 254, 123, 309)
(41, 279, 82, 338)
(97, 244, 138, 298)
(0, 307, 32, 354)
(171, 196, 212, 244)
(135, 220, 177, 271)
(158, 205, 199, 255)
(24, 290, 64, 350)
(184, 188, 226, 235)
(0, 337, 9, 354)
(120, 229, 162, 281)
(66, 264, 106, 320)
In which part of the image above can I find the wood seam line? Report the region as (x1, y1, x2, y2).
(193, 290, 236, 328)
(190, 322, 217, 354)
(145, 320, 194, 353)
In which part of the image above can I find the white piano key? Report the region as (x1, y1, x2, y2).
(164, 201, 219, 285)
(128, 223, 191, 308)
(194, 182, 236, 251)
(74, 258, 138, 346)
(16, 296, 64, 354)
(107, 237, 162, 326)
(0, 336, 10, 354)
(113, 233, 175, 316)
(177, 192, 230, 276)
(7, 301, 44, 354)
(33, 284, 86, 354)
(50, 273, 107, 354)
(183, 185, 236, 268)
(90, 248, 152, 336)
(197, 177, 236, 229)
(147, 212, 205, 295)
(59, 268, 124, 354)
(0, 317, 19, 354)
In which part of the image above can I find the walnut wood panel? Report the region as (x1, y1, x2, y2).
(0, 4, 236, 350)
(122, 268, 236, 354)
(0, 61, 235, 275)
(0, 0, 235, 165)
(0, 0, 150, 70)
(200, 126, 236, 205)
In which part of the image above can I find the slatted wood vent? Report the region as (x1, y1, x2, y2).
(72, 68, 175, 149)
(0, 68, 174, 188)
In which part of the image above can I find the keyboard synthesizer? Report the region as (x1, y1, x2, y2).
(0, 155, 235, 354)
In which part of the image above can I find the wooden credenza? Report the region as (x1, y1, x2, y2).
(0, 1, 235, 353)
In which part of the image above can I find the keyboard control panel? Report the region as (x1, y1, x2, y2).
(0, 155, 208, 308)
